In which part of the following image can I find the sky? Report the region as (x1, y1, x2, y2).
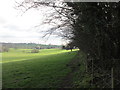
(0, 0, 65, 45)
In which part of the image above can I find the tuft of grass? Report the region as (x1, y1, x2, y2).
(31, 49, 39, 53)
(2, 49, 77, 88)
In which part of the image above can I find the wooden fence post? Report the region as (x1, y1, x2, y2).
(111, 67, 114, 89)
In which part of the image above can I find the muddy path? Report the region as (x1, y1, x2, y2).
(60, 51, 81, 88)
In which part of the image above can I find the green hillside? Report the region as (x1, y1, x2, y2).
(1, 43, 62, 49)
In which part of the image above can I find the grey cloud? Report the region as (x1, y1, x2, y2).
(0, 35, 17, 38)
(3, 25, 20, 31)
(0, 18, 6, 24)
(0, 35, 41, 39)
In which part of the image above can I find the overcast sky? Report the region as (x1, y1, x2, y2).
(0, 0, 65, 45)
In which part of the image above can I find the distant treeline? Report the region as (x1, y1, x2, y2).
(0, 43, 62, 50)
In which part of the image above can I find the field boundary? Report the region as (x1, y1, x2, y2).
(60, 51, 80, 88)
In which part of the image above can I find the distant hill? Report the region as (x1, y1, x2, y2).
(0, 42, 62, 49)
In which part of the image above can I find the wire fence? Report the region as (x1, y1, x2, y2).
(86, 58, 120, 88)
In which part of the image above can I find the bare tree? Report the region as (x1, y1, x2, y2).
(16, 0, 75, 42)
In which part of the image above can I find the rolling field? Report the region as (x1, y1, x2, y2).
(2, 48, 77, 88)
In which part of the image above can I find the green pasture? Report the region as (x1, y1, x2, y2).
(2, 48, 77, 88)
(2, 48, 73, 63)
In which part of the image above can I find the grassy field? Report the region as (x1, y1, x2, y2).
(2, 48, 77, 88)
